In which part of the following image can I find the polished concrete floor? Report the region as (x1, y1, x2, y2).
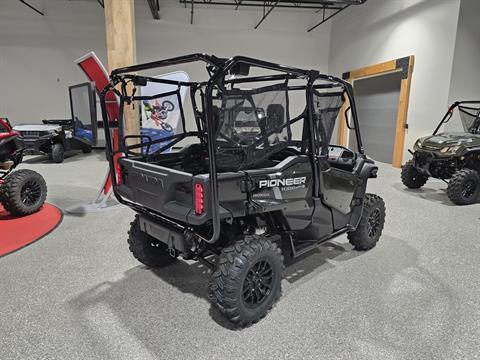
(1, 150, 479, 360)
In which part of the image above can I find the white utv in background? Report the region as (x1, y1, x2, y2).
(13, 82, 98, 163)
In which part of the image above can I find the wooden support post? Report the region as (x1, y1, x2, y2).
(337, 95, 350, 146)
(392, 56, 414, 168)
(104, 0, 138, 141)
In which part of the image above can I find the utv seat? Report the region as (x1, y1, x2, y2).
(266, 104, 285, 130)
(215, 103, 290, 172)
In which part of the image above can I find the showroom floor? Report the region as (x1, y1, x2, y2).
(0, 150, 479, 360)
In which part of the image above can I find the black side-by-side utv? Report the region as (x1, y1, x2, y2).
(401, 101, 480, 205)
(0, 118, 47, 216)
(100, 54, 386, 326)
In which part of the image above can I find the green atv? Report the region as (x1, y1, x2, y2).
(401, 101, 480, 205)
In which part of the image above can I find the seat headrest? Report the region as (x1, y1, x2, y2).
(266, 104, 285, 129)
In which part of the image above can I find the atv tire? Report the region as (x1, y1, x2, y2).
(209, 235, 284, 327)
(401, 160, 428, 189)
(82, 145, 92, 154)
(347, 193, 386, 250)
(127, 215, 176, 267)
(0, 169, 47, 216)
(160, 122, 173, 132)
(162, 100, 175, 111)
(447, 169, 480, 205)
(51, 143, 65, 163)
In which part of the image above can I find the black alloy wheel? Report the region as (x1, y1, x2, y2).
(367, 208, 382, 239)
(447, 169, 480, 205)
(0, 169, 47, 216)
(462, 179, 476, 199)
(209, 235, 284, 327)
(347, 193, 386, 251)
(21, 180, 42, 207)
(242, 259, 275, 308)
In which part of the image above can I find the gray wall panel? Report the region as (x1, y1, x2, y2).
(350, 72, 402, 163)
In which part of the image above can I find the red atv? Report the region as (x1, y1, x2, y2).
(0, 118, 47, 216)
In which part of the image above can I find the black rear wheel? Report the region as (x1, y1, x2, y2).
(0, 169, 47, 216)
(347, 193, 386, 250)
(160, 122, 173, 132)
(127, 215, 176, 267)
(82, 145, 92, 154)
(209, 235, 284, 327)
(401, 160, 428, 189)
(447, 169, 480, 205)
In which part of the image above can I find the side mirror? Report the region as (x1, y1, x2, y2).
(345, 106, 355, 130)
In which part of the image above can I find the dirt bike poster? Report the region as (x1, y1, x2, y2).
(140, 71, 189, 153)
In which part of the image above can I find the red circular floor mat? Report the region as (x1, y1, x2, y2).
(0, 203, 62, 257)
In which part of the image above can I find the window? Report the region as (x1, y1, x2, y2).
(216, 84, 291, 170)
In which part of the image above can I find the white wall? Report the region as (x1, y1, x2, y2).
(446, 0, 480, 131)
(135, 2, 331, 76)
(0, 0, 107, 124)
(0, 0, 332, 125)
(135, 2, 332, 135)
(328, 0, 461, 161)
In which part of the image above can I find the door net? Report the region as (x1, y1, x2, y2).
(312, 90, 344, 152)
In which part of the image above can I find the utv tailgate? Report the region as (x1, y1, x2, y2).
(117, 158, 194, 222)
(116, 158, 247, 225)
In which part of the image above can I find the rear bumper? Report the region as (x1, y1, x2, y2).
(138, 214, 188, 253)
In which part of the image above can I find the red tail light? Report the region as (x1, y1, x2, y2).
(114, 153, 124, 185)
(116, 162, 123, 185)
(194, 183, 204, 215)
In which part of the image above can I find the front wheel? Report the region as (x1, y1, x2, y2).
(0, 169, 47, 216)
(401, 160, 428, 189)
(348, 193, 386, 250)
(209, 235, 284, 327)
(127, 215, 176, 267)
(160, 122, 173, 132)
(51, 143, 64, 163)
(447, 169, 480, 205)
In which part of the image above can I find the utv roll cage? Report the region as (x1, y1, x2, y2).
(433, 100, 480, 135)
(100, 53, 364, 244)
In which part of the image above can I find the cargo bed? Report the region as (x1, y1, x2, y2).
(117, 157, 247, 225)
